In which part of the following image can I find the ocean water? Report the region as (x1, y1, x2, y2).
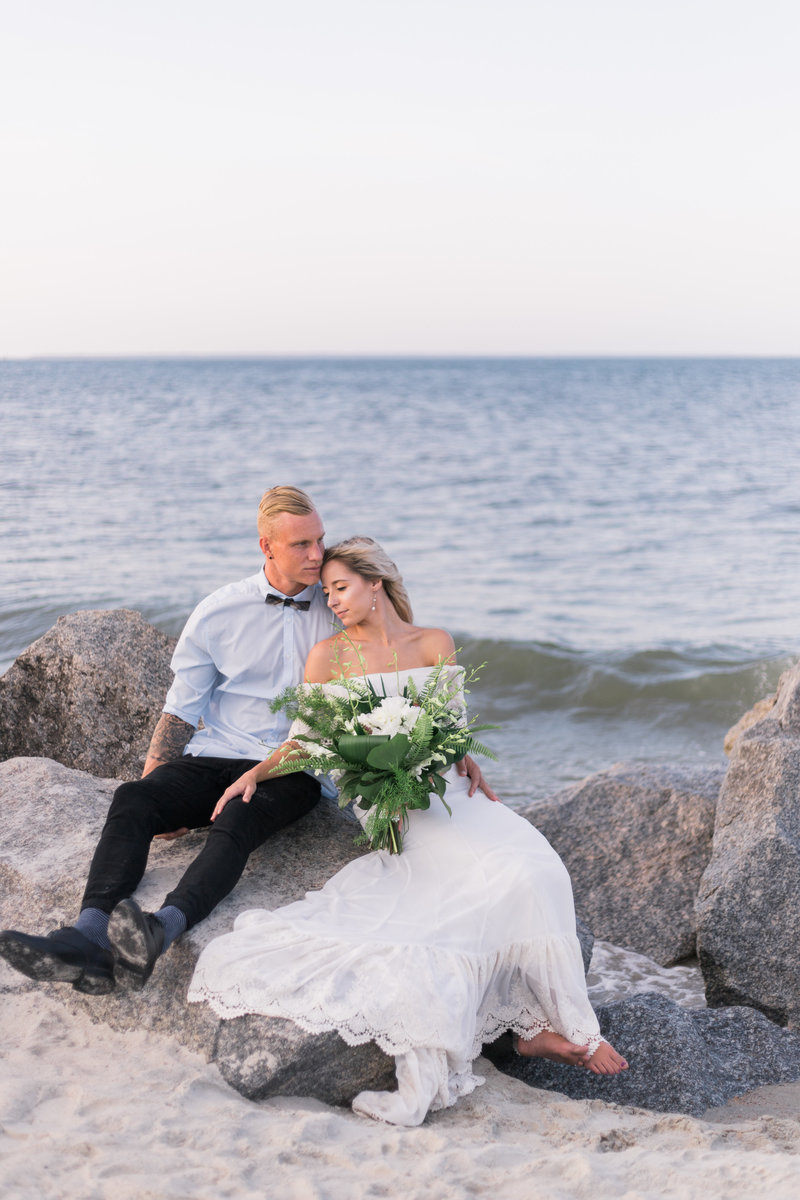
(2, 356, 799, 805)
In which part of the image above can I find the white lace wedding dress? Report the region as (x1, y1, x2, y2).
(188, 667, 603, 1125)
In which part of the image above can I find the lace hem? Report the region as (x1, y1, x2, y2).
(188, 923, 601, 1061)
(189, 976, 598, 1060)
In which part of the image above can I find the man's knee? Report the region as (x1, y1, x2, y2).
(257, 774, 321, 822)
(109, 779, 151, 815)
(104, 779, 164, 836)
(215, 776, 320, 841)
(208, 796, 251, 832)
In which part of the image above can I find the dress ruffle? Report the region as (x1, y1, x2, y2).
(188, 917, 601, 1060)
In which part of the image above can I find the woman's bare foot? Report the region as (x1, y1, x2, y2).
(515, 1032, 629, 1074)
(585, 1041, 628, 1075)
(514, 1031, 591, 1066)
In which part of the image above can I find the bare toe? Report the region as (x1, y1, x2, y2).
(586, 1042, 628, 1075)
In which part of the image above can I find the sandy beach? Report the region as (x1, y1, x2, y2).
(4, 952, 800, 1200)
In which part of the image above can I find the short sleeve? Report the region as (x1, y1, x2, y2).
(162, 606, 222, 726)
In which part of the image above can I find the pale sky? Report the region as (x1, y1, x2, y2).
(2, 0, 798, 356)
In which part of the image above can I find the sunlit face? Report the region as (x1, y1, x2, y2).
(321, 560, 377, 627)
(260, 510, 325, 595)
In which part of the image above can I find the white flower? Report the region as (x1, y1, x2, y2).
(358, 695, 420, 738)
(310, 744, 337, 759)
(296, 739, 336, 758)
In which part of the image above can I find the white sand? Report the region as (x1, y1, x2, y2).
(3, 956, 800, 1200)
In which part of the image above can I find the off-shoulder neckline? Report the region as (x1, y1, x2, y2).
(357, 664, 460, 681)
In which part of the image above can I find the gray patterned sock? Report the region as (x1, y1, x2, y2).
(154, 905, 188, 950)
(74, 907, 111, 949)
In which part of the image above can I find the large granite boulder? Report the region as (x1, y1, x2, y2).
(213, 1015, 394, 1105)
(575, 919, 593, 975)
(0, 756, 596, 1106)
(520, 764, 723, 965)
(488, 992, 800, 1117)
(696, 660, 800, 1026)
(724, 692, 777, 755)
(0, 610, 175, 780)
(0, 756, 394, 1098)
(4, 756, 798, 1115)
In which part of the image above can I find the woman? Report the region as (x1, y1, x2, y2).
(188, 537, 627, 1125)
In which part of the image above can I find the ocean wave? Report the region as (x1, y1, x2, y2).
(1, 610, 791, 804)
(458, 637, 793, 723)
(2, 605, 792, 726)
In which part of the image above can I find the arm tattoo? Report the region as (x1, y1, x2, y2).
(146, 713, 196, 765)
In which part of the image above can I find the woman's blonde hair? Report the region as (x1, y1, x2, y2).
(323, 537, 413, 623)
(257, 485, 316, 537)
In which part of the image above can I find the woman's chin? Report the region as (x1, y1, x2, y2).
(334, 611, 364, 628)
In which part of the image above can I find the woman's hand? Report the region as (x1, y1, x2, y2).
(211, 769, 259, 821)
(457, 754, 502, 802)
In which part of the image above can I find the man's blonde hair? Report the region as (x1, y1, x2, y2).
(257, 485, 317, 538)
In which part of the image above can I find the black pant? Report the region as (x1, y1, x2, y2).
(80, 756, 320, 929)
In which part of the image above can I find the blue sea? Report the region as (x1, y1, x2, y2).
(2, 357, 799, 806)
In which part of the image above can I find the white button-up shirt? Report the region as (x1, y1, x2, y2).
(163, 566, 336, 793)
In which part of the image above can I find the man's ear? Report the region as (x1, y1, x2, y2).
(259, 535, 272, 559)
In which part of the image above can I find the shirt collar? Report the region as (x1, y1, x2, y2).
(257, 566, 318, 605)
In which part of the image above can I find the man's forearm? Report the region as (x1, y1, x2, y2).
(142, 713, 196, 776)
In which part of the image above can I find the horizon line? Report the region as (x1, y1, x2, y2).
(3, 352, 800, 363)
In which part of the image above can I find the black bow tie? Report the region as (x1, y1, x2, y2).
(266, 593, 311, 611)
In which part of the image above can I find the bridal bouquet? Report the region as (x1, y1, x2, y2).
(271, 662, 496, 854)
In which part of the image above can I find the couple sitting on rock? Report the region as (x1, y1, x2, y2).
(0, 484, 626, 1125)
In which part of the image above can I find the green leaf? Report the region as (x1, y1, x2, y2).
(410, 710, 434, 745)
(462, 736, 499, 761)
(428, 773, 447, 798)
(365, 733, 410, 769)
(336, 733, 391, 764)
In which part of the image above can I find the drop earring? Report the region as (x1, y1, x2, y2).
(371, 591, 377, 611)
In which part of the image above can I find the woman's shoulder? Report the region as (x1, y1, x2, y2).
(414, 626, 456, 665)
(304, 633, 348, 682)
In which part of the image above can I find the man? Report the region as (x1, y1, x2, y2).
(0, 485, 492, 993)
(0, 485, 332, 993)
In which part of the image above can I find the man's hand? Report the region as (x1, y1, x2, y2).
(211, 769, 259, 822)
(457, 754, 502, 802)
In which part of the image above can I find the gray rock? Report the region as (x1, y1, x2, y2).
(520, 764, 723, 966)
(576, 918, 594, 975)
(214, 1018, 394, 1104)
(487, 992, 800, 1117)
(696, 659, 800, 1026)
(724, 693, 777, 755)
(0, 610, 176, 780)
(0, 756, 594, 1106)
(0, 756, 379, 1091)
